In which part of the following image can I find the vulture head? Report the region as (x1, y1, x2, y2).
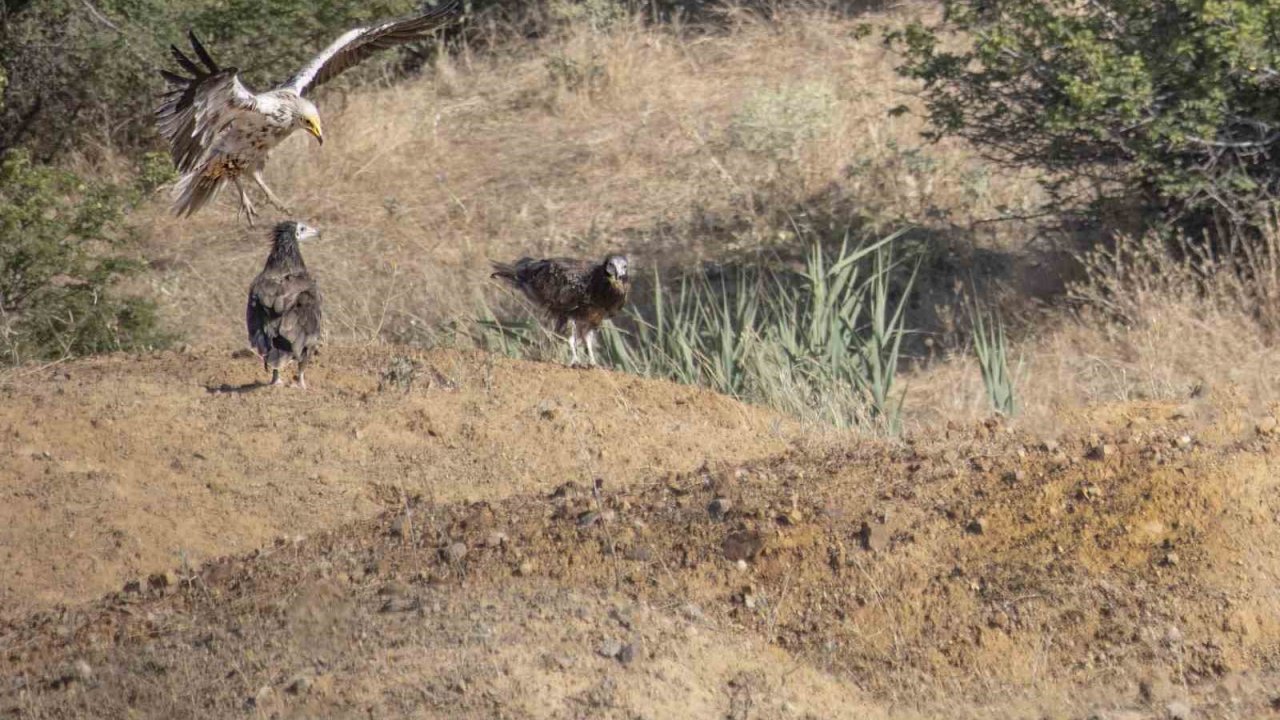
(604, 254, 629, 287)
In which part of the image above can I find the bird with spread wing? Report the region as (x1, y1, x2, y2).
(156, 1, 461, 224)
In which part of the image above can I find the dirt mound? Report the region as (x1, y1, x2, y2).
(0, 347, 797, 617)
(3, 385, 1280, 717)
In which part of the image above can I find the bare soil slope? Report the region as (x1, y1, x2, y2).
(3, 354, 1280, 718)
(0, 347, 796, 617)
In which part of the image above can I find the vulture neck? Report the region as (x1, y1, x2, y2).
(266, 237, 307, 273)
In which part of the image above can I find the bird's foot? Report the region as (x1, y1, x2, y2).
(238, 203, 260, 227)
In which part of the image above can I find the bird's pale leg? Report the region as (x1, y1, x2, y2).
(233, 177, 258, 227)
(295, 369, 308, 390)
(585, 328, 598, 367)
(253, 169, 290, 214)
(269, 367, 283, 386)
(568, 321, 582, 367)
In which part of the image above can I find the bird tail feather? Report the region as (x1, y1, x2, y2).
(172, 167, 224, 218)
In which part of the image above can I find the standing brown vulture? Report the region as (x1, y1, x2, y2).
(247, 221, 322, 387)
(490, 254, 631, 366)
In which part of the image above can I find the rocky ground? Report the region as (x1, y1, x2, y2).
(2, 348, 1279, 718)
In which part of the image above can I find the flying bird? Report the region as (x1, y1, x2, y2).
(247, 221, 323, 388)
(490, 255, 631, 367)
(156, 1, 461, 224)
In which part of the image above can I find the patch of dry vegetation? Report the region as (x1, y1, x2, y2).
(113, 1, 1280, 435)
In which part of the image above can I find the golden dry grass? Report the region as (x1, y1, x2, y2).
(118, 1, 1280, 434)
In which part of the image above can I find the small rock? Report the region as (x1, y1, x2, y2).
(286, 674, 312, 695)
(1163, 551, 1180, 567)
(1041, 439, 1060, 453)
(735, 559, 748, 572)
(577, 511, 600, 528)
(598, 639, 623, 659)
(743, 592, 758, 610)
(484, 531, 508, 548)
(1165, 700, 1192, 720)
(231, 348, 256, 360)
(1164, 625, 1184, 645)
(516, 559, 537, 576)
(1088, 444, 1116, 460)
(707, 497, 732, 521)
(859, 521, 890, 552)
(722, 530, 764, 562)
(618, 643, 636, 666)
(966, 517, 988, 535)
(443, 542, 468, 564)
(148, 570, 178, 591)
(122, 579, 142, 594)
(72, 660, 93, 683)
(1258, 417, 1278, 436)
(388, 516, 406, 538)
(1175, 435, 1193, 449)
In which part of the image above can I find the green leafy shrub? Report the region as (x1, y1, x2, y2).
(0, 150, 171, 364)
(0, 0, 441, 160)
(891, 1, 1280, 232)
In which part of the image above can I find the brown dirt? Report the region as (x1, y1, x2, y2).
(0, 347, 796, 617)
(3, 352, 1280, 718)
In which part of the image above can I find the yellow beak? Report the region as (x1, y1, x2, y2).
(307, 122, 324, 145)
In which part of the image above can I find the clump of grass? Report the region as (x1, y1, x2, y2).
(968, 297, 1018, 416)
(570, 228, 918, 431)
(728, 82, 838, 162)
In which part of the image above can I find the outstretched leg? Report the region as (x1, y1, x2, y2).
(252, 169, 290, 213)
(567, 320, 582, 367)
(233, 176, 258, 227)
(585, 327, 598, 367)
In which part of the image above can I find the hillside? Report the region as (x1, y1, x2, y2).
(3, 352, 1280, 718)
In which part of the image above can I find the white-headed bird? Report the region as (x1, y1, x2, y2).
(155, 1, 461, 223)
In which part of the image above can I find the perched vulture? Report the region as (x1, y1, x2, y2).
(156, 1, 461, 223)
(491, 255, 631, 366)
(247, 221, 323, 388)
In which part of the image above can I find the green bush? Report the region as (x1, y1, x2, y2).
(0, 0, 442, 160)
(0, 150, 171, 364)
(890, 1, 1280, 232)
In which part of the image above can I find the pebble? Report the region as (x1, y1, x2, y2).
(516, 559, 537, 576)
(286, 674, 312, 695)
(618, 643, 637, 666)
(484, 531, 508, 548)
(1166, 700, 1192, 720)
(722, 530, 764, 561)
(859, 521, 890, 552)
(72, 660, 93, 683)
(707, 497, 732, 521)
(598, 639, 623, 659)
(1257, 416, 1278, 436)
(966, 517, 988, 535)
(443, 542, 468, 564)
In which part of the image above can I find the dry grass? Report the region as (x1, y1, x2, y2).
(126, 2, 1040, 346)
(118, 0, 1280, 433)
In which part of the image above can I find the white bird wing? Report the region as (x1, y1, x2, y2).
(282, 0, 461, 96)
(156, 31, 261, 173)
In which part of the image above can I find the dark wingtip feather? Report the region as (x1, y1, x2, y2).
(169, 44, 202, 76)
(187, 30, 220, 73)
